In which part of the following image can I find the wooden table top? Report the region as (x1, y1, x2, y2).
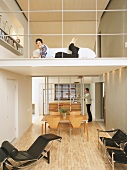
(42, 114, 88, 122)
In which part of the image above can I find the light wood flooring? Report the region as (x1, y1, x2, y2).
(5, 117, 127, 170)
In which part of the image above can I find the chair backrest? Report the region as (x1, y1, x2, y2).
(1, 141, 18, 157)
(0, 148, 8, 162)
(70, 111, 81, 116)
(47, 116, 60, 129)
(50, 111, 60, 116)
(112, 129, 127, 140)
(69, 116, 83, 128)
(27, 134, 62, 158)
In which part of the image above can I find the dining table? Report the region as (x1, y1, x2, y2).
(41, 114, 89, 141)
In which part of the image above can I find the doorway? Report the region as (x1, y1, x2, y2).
(6, 79, 17, 142)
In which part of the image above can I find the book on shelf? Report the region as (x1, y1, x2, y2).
(10, 38, 13, 46)
(1, 31, 4, 39)
(0, 28, 23, 55)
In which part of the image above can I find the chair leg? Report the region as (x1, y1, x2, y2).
(44, 150, 50, 164)
(80, 129, 82, 137)
(45, 122, 47, 134)
(47, 150, 50, 164)
(112, 153, 114, 170)
(97, 130, 99, 149)
(104, 140, 107, 158)
(3, 163, 9, 170)
(42, 124, 44, 134)
(81, 129, 84, 142)
(69, 128, 71, 137)
(58, 129, 61, 135)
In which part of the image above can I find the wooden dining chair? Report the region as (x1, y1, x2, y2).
(70, 111, 81, 116)
(69, 116, 84, 140)
(47, 116, 61, 134)
(50, 111, 60, 116)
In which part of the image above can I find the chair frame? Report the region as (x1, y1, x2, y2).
(97, 128, 127, 157)
(2, 145, 52, 170)
(0, 134, 62, 170)
(106, 142, 127, 170)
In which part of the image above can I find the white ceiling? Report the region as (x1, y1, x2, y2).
(15, 0, 110, 31)
(16, 0, 110, 22)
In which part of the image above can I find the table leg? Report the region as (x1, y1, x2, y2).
(42, 124, 44, 134)
(45, 122, 47, 134)
(84, 121, 88, 141)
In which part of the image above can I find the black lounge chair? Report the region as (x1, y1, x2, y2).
(0, 133, 62, 170)
(106, 142, 127, 170)
(97, 129, 127, 156)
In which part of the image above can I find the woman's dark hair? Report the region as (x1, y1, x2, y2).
(85, 88, 89, 91)
(35, 38, 43, 43)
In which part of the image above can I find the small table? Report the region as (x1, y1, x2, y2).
(42, 115, 88, 141)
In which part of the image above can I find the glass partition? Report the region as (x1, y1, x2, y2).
(42, 76, 91, 115)
(0, 0, 127, 58)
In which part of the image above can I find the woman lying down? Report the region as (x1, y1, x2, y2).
(32, 38, 96, 58)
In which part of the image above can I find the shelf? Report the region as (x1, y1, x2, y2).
(0, 28, 23, 56)
(49, 102, 81, 112)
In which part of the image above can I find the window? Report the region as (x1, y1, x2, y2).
(55, 84, 76, 100)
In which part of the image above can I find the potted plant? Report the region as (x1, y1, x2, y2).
(59, 107, 69, 118)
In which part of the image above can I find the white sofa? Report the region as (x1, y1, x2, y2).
(33, 48, 96, 58)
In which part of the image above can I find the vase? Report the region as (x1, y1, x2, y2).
(63, 113, 66, 119)
(16, 37, 20, 43)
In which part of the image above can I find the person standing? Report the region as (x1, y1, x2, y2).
(84, 88, 92, 122)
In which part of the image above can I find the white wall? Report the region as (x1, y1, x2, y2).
(0, 7, 17, 35)
(104, 67, 127, 131)
(0, 69, 32, 144)
(0, 0, 28, 58)
(0, 45, 19, 58)
(97, 0, 127, 130)
(98, 0, 127, 57)
(0, 1, 32, 144)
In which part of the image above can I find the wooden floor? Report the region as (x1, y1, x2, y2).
(8, 117, 127, 170)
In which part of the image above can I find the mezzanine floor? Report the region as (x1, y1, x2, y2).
(0, 58, 126, 77)
(8, 117, 127, 170)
